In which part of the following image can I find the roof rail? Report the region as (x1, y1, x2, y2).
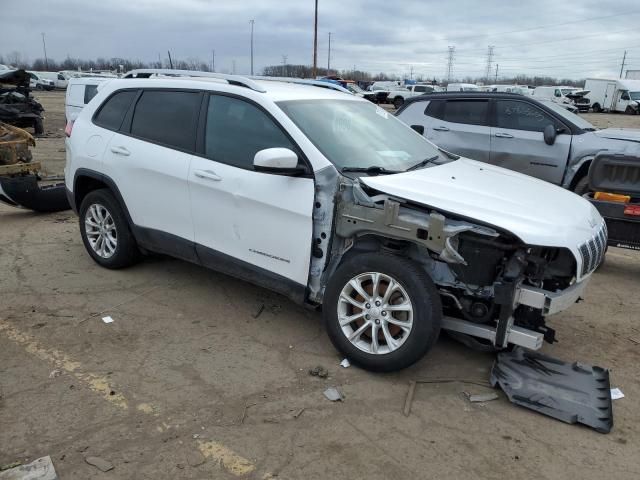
(249, 76, 352, 94)
(122, 69, 267, 93)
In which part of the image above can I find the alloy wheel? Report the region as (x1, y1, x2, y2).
(84, 203, 117, 259)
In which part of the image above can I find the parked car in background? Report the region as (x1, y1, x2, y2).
(584, 78, 640, 114)
(533, 85, 590, 112)
(396, 92, 640, 194)
(343, 81, 388, 104)
(65, 69, 604, 372)
(65, 77, 111, 121)
(587, 152, 640, 251)
(479, 84, 531, 95)
(446, 83, 479, 92)
(27, 72, 56, 91)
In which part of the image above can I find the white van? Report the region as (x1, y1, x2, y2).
(533, 86, 590, 112)
(446, 83, 479, 92)
(584, 78, 640, 114)
(65, 77, 111, 121)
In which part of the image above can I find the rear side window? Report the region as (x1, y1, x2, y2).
(94, 90, 137, 131)
(130, 90, 201, 151)
(441, 100, 489, 126)
(204, 95, 296, 169)
(84, 85, 98, 104)
(495, 100, 560, 133)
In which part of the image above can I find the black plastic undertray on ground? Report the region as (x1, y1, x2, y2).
(490, 348, 613, 433)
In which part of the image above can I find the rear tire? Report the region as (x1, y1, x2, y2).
(592, 103, 602, 113)
(79, 189, 139, 269)
(573, 176, 590, 196)
(323, 253, 442, 372)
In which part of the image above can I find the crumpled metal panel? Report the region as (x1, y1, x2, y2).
(490, 348, 613, 433)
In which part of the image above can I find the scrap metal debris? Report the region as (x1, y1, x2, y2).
(84, 456, 114, 472)
(0, 456, 57, 480)
(611, 388, 625, 400)
(465, 392, 499, 403)
(340, 358, 351, 368)
(309, 366, 328, 378)
(323, 387, 344, 402)
(491, 348, 613, 434)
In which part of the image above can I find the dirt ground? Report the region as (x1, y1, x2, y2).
(1, 91, 640, 479)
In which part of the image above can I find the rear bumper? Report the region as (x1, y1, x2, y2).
(588, 195, 640, 250)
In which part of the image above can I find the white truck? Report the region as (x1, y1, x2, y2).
(369, 82, 438, 109)
(584, 78, 640, 114)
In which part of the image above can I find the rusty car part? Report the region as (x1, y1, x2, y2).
(0, 69, 45, 135)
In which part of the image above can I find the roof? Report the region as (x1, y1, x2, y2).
(395, 91, 547, 114)
(112, 69, 360, 102)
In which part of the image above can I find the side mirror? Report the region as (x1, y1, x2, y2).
(411, 125, 425, 135)
(253, 148, 304, 175)
(543, 124, 557, 146)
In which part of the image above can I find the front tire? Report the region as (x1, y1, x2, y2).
(79, 189, 139, 269)
(323, 253, 442, 372)
(573, 175, 590, 196)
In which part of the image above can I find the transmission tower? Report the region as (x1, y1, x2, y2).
(485, 45, 494, 82)
(446, 46, 455, 82)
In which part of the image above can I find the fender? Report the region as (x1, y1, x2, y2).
(561, 155, 594, 189)
(72, 168, 135, 227)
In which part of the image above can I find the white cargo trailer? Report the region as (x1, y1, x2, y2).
(584, 78, 640, 114)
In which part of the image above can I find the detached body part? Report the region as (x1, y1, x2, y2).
(64, 70, 606, 372)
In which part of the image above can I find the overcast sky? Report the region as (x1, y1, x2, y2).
(2, 0, 640, 80)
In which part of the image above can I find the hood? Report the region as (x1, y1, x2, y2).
(565, 89, 589, 99)
(360, 158, 601, 249)
(593, 128, 640, 143)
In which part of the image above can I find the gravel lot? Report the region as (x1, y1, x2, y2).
(1, 91, 640, 479)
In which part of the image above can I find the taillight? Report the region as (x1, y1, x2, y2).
(65, 120, 74, 137)
(624, 205, 640, 217)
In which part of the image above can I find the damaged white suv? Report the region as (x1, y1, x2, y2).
(65, 69, 606, 372)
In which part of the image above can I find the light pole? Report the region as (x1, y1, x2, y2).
(41, 32, 49, 70)
(312, 0, 318, 78)
(327, 32, 332, 74)
(250, 19, 255, 75)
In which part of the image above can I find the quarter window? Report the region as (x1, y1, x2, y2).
(84, 85, 98, 104)
(495, 100, 559, 133)
(205, 95, 296, 169)
(130, 90, 201, 151)
(441, 100, 489, 126)
(94, 90, 137, 131)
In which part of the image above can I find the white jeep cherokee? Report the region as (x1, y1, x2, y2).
(65, 69, 606, 372)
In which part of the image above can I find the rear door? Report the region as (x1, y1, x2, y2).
(490, 99, 571, 184)
(424, 98, 491, 162)
(100, 89, 201, 258)
(189, 94, 315, 286)
(604, 83, 616, 110)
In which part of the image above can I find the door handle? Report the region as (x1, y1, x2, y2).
(433, 126, 450, 132)
(194, 169, 222, 181)
(494, 132, 514, 138)
(110, 146, 130, 156)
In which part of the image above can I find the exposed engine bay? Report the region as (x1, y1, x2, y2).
(310, 175, 584, 351)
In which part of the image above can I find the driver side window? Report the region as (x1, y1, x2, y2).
(554, 89, 562, 97)
(495, 100, 562, 133)
(204, 95, 297, 170)
(621, 91, 630, 100)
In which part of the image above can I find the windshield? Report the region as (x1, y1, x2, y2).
(629, 91, 640, 101)
(347, 83, 365, 94)
(543, 101, 597, 131)
(278, 99, 446, 172)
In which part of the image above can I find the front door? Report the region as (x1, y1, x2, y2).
(189, 94, 315, 288)
(490, 99, 571, 184)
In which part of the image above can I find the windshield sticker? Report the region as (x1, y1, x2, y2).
(377, 150, 410, 159)
(332, 112, 353, 135)
(375, 106, 389, 119)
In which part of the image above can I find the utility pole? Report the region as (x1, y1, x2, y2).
(158, 52, 161, 67)
(167, 50, 174, 69)
(327, 32, 332, 74)
(410, 65, 414, 80)
(312, 0, 318, 78)
(212, 50, 215, 72)
(282, 54, 288, 76)
(485, 45, 494, 83)
(249, 19, 255, 75)
(41, 32, 48, 70)
(446, 46, 455, 82)
(620, 50, 627, 78)
(494, 63, 499, 82)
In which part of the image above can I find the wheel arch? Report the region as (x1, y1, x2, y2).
(73, 169, 134, 227)
(563, 156, 593, 191)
